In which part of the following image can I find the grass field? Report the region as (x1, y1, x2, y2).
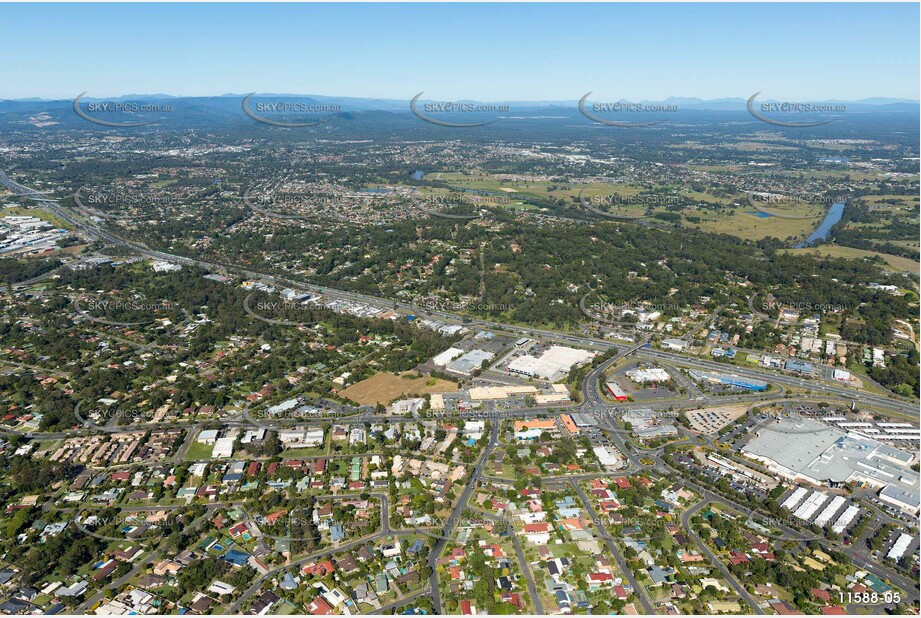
(688, 208, 821, 241)
(184, 441, 214, 460)
(781, 245, 920, 275)
(339, 371, 457, 406)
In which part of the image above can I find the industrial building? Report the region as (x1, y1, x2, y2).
(506, 346, 594, 381)
(447, 349, 495, 375)
(743, 417, 919, 515)
(432, 347, 464, 367)
(662, 338, 689, 351)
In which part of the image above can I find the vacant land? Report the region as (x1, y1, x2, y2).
(339, 371, 457, 406)
(688, 208, 820, 241)
(782, 245, 920, 275)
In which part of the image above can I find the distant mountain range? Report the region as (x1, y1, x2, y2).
(3, 93, 918, 114)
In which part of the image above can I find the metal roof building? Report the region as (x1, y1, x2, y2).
(744, 417, 919, 515)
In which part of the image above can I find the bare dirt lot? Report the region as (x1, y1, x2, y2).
(339, 371, 458, 406)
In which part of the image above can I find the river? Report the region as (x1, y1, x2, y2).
(795, 202, 845, 248)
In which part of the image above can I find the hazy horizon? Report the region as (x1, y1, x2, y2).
(1, 3, 918, 101)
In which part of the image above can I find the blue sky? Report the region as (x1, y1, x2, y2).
(1, 3, 918, 101)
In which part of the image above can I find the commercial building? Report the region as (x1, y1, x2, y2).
(593, 446, 622, 469)
(279, 428, 324, 448)
(689, 370, 767, 392)
(605, 382, 628, 401)
(390, 398, 425, 414)
(569, 413, 597, 428)
(878, 484, 920, 515)
(626, 367, 671, 384)
(212, 437, 235, 459)
(560, 415, 579, 435)
(622, 409, 678, 441)
(743, 417, 919, 515)
(784, 360, 814, 374)
(197, 429, 219, 445)
(514, 419, 556, 440)
(468, 385, 538, 401)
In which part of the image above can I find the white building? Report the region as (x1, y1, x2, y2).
(432, 347, 464, 367)
(506, 346, 593, 381)
(197, 429, 219, 445)
(389, 398, 425, 415)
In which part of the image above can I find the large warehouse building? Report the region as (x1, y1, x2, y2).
(743, 417, 919, 515)
(507, 345, 594, 381)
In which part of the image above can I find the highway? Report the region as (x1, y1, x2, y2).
(2, 170, 919, 613)
(3, 169, 913, 425)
